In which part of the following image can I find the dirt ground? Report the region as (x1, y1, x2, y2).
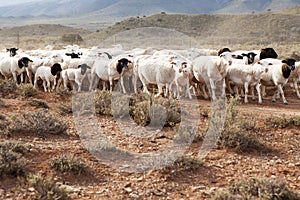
(0, 85, 299, 200)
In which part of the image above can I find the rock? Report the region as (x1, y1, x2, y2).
(295, 163, 300, 167)
(28, 187, 35, 192)
(124, 187, 133, 193)
(129, 193, 140, 199)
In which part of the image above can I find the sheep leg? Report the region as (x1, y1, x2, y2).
(139, 75, 151, 95)
(202, 84, 209, 99)
(155, 84, 164, 98)
(209, 78, 217, 101)
(42, 81, 47, 92)
(120, 76, 127, 94)
(256, 83, 262, 104)
(277, 84, 288, 104)
(75, 78, 82, 92)
(244, 82, 249, 103)
(294, 81, 300, 98)
(221, 79, 226, 99)
(186, 83, 192, 99)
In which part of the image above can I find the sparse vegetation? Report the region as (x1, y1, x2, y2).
(28, 173, 70, 200)
(28, 99, 49, 109)
(217, 97, 266, 152)
(213, 178, 300, 200)
(267, 115, 300, 128)
(8, 110, 68, 135)
(17, 84, 38, 97)
(61, 33, 83, 45)
(172, 155, 204, 171)
(0, 142, 28, 177)
(50, 154, 88, 175)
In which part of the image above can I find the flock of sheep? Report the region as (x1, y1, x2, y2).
(0, 44, 299, 105)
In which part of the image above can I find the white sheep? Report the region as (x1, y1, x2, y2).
(192, 51, 233, 101)
(34, 63, 62, 92)
(26, 53, 64, 84)
(61, 64, 91, 92)
(226, 60, 271, 104)
(133, 52, 187, 97)
(260, 58, 296, 104)
(0, 56, 33, 84)
(290, 61, 300, 98)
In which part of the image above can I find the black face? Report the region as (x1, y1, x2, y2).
(18, 57, 33, 68)
(78, 64, 90, 75)
(7, 48, 18, 57)
(282, 59, 296, 70)
(247, 52, 257, 64)
(51, 63, 62, 76)
(116, 58, 131, 74)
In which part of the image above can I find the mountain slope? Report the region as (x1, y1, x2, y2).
(0, 0, 299, 18)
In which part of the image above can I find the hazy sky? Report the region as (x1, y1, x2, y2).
(0, 0, 40, 6)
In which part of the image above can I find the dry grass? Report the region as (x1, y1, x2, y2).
(213, 177, 300, 200)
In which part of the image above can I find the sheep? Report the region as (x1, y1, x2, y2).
(260, 58, 296, 104)
(26, 53, 64, 84)
(34, 63, 62, 92)
(192, 51, 233, 101)
(226, 60, 272, 104)
(290, 61, 300, 98)
(171, 64, 193, 99)
(133, 52, 188, 97)
(89, 54, 112, 91)
(0, 57, 33, 84)
(89, 54, 133, 93)
(61, 64, 91, 92)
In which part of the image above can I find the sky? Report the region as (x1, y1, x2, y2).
(0, 0, 40, 6)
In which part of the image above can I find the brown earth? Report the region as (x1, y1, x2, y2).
(0, 86, 299, 199)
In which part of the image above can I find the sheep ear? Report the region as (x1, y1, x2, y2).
(78, 65, 82, 68)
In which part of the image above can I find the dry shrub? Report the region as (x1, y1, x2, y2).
(28, 99, 49, 109)
(173, 155, 204, 171)
(95, 91, 181, 127)
(267, 115, 300, 128)
(131, 95, 181, 127)
(0, 114, 10, 135)
(0, 142, 28, 177)
(28, 173, 70, 200)
(0, 98, 5, 107)
(217, 97, 266, 153)
(9, 110, 67, 135)
(131, 100, 150, 126)
(95, 90, 112, 115)
(213, 178, 300, 200)
(50, 154, 88, 175)
(57, 102, 72, 115)
(0, 79, 17, 92)
(17, 83, 38, 97)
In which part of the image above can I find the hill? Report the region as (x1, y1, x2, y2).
(85, 9, 300, 48)
(0, 0, 299, 18)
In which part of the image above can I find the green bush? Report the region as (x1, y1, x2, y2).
(213, 178, 300, 200)
(0, 142, 28, 177)
(50, 154, 88, 175)
(28, 173, 70, 200)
